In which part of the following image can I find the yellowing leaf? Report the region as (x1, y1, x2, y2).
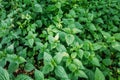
(54, 33, 59, 41)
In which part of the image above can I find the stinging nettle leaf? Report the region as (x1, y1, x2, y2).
(24, 62, 35, 72)
(96, 18, 104, 24)
(48, 35, 54, 43)
(112, 42, 120, 51)
(69, 9, 76, 18)
(75, 70, 88, 78)
(0, 59, 6, 67)
(8, 62, 19, 73)
(73, 58, 84, 69)
(55, 66, 68, 79)
(78, 49, 84, 59)
(43, 63, 54, 74)
(95, 68, 105, 80)
(93, 43, 102, 51)
(28, 38, 34, 47)
(7, 54, 26, 64)
(34, 4, 42, 13)
(88, 23, 96, 31)
(44, 52, 53, 64)
(85, 69, 94, 80)
(71, 52, 77, 59)
(36, 20, 42, 27)
(24, 0, 31, 5)
(6, 43, 14, 53)
(102, 58, 112, 66)
(72, 28, 81, 34)
(0, 67, 10, 80)
(65, 34, 75, 45)
(68, 63, 77, 72)
(114, 33, 120, 40)
(54, 52, 64, 64)
(56, 43, 67, 52)
(34, 69, 44, 80)
(91, 57, 100, 67)
(101, 31, 111, 39)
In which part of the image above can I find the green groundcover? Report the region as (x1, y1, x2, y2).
(0, 0, 120, 80)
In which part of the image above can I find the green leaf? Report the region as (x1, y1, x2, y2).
(59, 31, 66, 41)
(54, 52, 64, 64)
(34, 4, 42, 13)
(44, 52, 53, 65)
(77, 49, 84, 59)
(63, 28, 71, 33)
(63, 19, 74, 25)
(101, 31, 111, 39)
(46, 5, 57, 12)
(55, 66, 68, 79)
(55, 2, 61, 8)
(18, 48, 27, 58)
(109, 76, 117, 80)
(71, 52, 77, 59)
(65, 34, 75, 45)
(114, 33, 120, 40)
(69, 9, 76, 18)
(72, 28, 81, 34)
(85, 69, 94, 80)
(43, 63, 54, 74)
(68, 63, 77, 72)
(83, 40, 90, 50)
(112, 42, 120, 51)
(24, 0, 31, 5)
(15, 74, 33, 80)
(28, 38, 34, 47)
(36, 20, 42, 28)
(0, 59, 6, 67)
(95, 68, 105, 80)
(17, 56, 26, 64)
(84, 51, 90, 58)
(75, 70, 88, 78)
(34, 69, 44, 80)
(88, 23, 96, 31)
(75, 22, 83, 29)
(48, 35, 54, 43)
(26, 31, 37, 39)
(88, 13, 94, 21)
(8, 62, 19, 73)
(102, 58, 112, 66)
(96, 18, 104, 24)
(0, 67, 9, 80)
(6, 44, 14, 53)
(73, 58, 84, 69)
(93, 43, 102, 51)
(7, 54, 26, 64)
(118, 76, 120, 80)
(56, 44, 67, 52)
(24, 62, 35, 72)
(91, 57, 100, 67)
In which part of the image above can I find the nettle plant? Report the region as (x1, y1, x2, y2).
(0, 0, 120, 80)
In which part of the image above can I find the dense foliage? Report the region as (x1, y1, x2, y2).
(0, 0, 120, 80)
